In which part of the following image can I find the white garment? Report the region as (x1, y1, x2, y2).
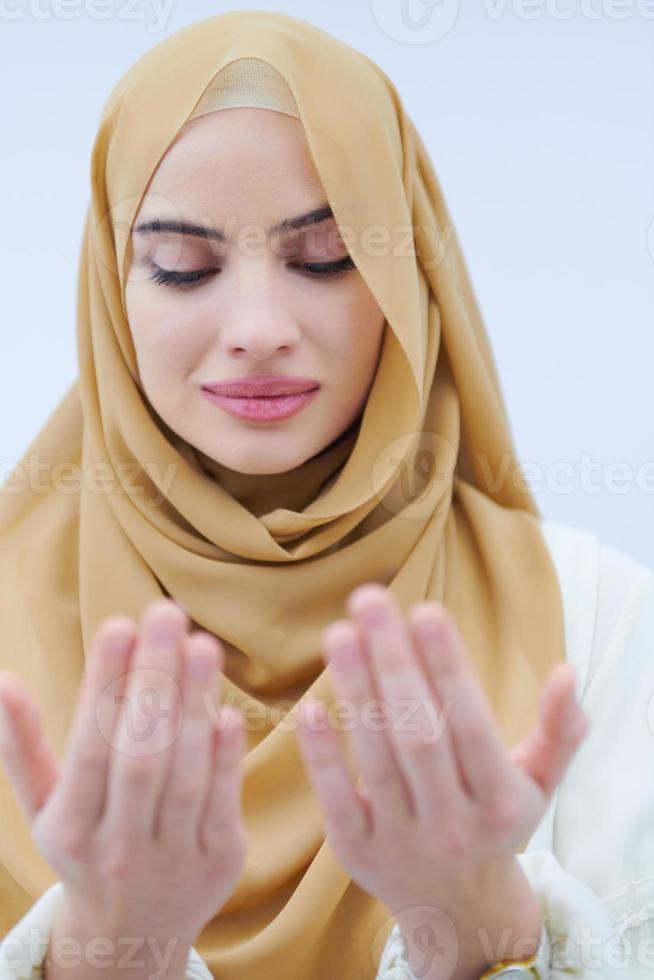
(1, 518, 652, 980)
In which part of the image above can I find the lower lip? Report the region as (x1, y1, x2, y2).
(201, 387, 320, 421)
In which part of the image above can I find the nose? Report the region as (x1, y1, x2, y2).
(218, 268, 301, 360)
(222, 324, 295, 359)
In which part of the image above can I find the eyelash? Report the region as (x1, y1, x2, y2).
(147, 255, 356, 291)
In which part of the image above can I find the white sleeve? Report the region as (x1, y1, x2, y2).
(547, 539, 654, 979)
(0, 880, 213, 980)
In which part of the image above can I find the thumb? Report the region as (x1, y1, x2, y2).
(0, 672, 60, 824)
(509, 662, 589, 800)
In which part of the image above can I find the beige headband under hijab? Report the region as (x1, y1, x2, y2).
(0, 10, 566, 980)
(187, 56, 301, 121)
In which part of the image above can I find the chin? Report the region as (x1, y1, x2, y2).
(231, 454, 311, 476)
(214, 440, 315, 476)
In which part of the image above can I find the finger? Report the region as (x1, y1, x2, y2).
(200, 705, 246, 859)
(0, 673, 59, 823)
(405, 612, 470, 811)
(346, 586, 464, 822)
(407, 602, 511, 808)
(320, 618, 413, 825)
(54, 616, 137, 837)
(295, 699, 370, 851)
(104, 599, 187, 841)
(155, 631, 221, 849)
(510, 663, 589, 799)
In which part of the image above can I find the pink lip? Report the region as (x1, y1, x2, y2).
(201, 375, 320, 397)
(202, 387, 320, 422)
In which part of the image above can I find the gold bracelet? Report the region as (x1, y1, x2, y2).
(477, 917, 549, 979)
(477, 950, 539, 979)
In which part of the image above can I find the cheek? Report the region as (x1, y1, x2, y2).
(128, 304, 210, 384)
(333, 289, 386, 368)
(321, 271, 383, 327)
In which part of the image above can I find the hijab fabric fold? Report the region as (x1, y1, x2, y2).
(0, 10, 566, 978)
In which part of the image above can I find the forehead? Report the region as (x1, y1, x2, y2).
(147, 107, 322, 196)
(132, 108, 334, 244)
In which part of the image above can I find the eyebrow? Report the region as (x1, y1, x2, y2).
(133, 203, 334, 243)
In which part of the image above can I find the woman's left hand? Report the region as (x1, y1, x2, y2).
(294, 584, 589, 979)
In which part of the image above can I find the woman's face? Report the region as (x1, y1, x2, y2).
(124, 107, 387, 476)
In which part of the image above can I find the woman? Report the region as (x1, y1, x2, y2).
(0, 10, 652, 980)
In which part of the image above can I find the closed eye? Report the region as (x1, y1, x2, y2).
(147, 255, 356, 290)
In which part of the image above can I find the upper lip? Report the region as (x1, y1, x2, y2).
(201, 375, 320, 397)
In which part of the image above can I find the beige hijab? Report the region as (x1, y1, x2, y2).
(0, 10, 566, 978)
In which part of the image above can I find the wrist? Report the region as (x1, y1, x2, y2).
(394, 862, 543, 980)
(396, 912, 542, 980)
(45, 902, 195, 980)
(58, 888, 201, 946)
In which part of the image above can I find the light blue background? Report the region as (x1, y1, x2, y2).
(1, 0, 652, 567)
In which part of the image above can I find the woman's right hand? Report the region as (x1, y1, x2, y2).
(0, 597, 247, 947)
